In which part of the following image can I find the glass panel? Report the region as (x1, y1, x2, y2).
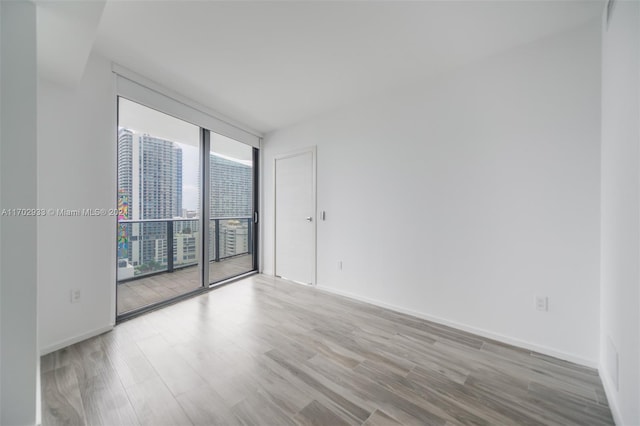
(117, 97, 202, 316)
(209, 132, 254, 284)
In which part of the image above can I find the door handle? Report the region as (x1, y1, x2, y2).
(306, 217, 313, 222)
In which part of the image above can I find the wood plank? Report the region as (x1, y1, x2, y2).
(125, 376, 193, 426)
(136, 334, 206, 397)
(41, 365, 86, 426)
(362, 409, 403, 426)
(295, 400, 351, 426)
(175, 384, 241, 426)
(265, 349, 372, 423)
(79, 369, 139, 426)
(231, 390, 298, 426)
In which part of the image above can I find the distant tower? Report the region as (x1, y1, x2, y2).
(117, 128, 134, 215)
(117, 128, 183, 266)
(209, 154, 252, 218)
(209, 154, 252, 259)
(138, 134, 183, 220)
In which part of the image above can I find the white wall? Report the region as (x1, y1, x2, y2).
(0, 1, 39, 424)
(600, 1, 640, 424)
(38, 51, 116, 354)
(263, 21, 602, 365)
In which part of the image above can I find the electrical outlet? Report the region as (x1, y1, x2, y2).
(70, 289, 81, 303)
(338, 261, 343, 270)
(535, 296, 548, 311)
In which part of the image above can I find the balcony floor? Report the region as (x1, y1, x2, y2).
(117, 254, 253, 315)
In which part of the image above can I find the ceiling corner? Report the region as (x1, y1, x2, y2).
(37, 0, 107, 88)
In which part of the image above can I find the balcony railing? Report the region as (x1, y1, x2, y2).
(117, 217, 253, 282)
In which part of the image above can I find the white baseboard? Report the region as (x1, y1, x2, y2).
(599, 361, 623, 425)
(40, 324, 114, 356)
(315, 284, 597, 369)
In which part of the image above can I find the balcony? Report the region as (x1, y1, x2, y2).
(117, 217, 254, 315)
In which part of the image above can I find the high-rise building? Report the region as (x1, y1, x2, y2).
(220, 220, 249, 258)
(118, 128, 183, 268)
(210, 154, 252, 218)
(118, 128, 183, 221)
(117, 129, 134, 215)
(209, 154, 252, 259)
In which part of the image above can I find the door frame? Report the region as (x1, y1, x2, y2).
(273, 146, 317, 286)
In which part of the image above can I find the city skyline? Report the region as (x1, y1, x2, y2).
(118, 126, 252, 219)
(117, 126, 253, 274)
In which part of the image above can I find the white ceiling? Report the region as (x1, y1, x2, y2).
(40, 1, 605, 135)
(37, 0, 106, 88)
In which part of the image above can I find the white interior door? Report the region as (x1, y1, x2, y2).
(275, 149, 315, 285)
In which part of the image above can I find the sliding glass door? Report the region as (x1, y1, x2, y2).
(208, 132, 256, 284)
(116, 97, 258, 319)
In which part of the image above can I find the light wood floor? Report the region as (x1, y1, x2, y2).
(43, 274, 613, 425)
(117, 254, 253, 315)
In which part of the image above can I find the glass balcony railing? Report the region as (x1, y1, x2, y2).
(117, 217, 253, 282)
